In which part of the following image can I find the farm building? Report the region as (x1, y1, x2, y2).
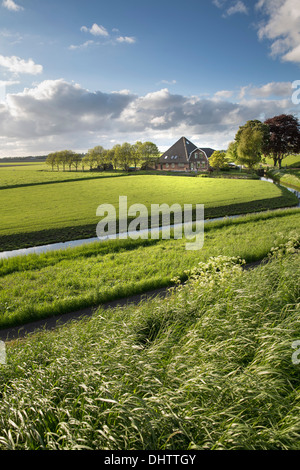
(158, 137, 214, 172)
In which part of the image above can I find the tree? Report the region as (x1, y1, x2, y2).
(131, 141, 143, 170)
(226, 141, 238, 163)
(139, 141, 160, 169)
(209, 151, 229, 170)
(264, 114, 300, 168)
(71, 153, 82, 171)
(107, 145, 121, 170)
(87, 145, 106, 169)
(45, 152, 57, 171)
(232, 120, 269, 169)
(116, 142, 133, 171)
(82, 152, 97, 170)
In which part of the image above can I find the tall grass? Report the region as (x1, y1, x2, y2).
(267, 169, 300, 191)
(0, 210, 299, 330)
(0, 241, 299, 450)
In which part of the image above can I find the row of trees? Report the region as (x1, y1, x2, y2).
(45, 141, 160, 172)
(226, 114, 300, 169)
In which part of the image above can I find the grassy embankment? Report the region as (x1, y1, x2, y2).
(0, 239, 299, 450)
(0, 209, 299, 330)
(267, 169, 300, 191)
(0, 162, 125, 189)
(0, 174, 298, 251)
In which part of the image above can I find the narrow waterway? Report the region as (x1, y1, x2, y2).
(0, 177, 299, 260)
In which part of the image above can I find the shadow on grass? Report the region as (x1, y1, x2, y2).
(0, 187, 298, 252)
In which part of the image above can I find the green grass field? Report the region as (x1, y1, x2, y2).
(0, 243, 299, 450)
(264, 154, 300, 168)
(267, 169, 300, 191)
(0, 209, 299, 330)
(0, 163, 124, 189)
(0, 174, 298, 251)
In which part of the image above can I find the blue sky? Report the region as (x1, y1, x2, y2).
(0, 0, 299, 156)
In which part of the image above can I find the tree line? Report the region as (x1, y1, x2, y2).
(209, 114, 300, 171)
(45, 141, 160, 172)
(227, 114, 300, 169)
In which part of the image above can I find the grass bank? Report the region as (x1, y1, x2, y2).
(0, 209, 299, 330)
(267, 169, 300, 191)
(0, 243, 299, 450)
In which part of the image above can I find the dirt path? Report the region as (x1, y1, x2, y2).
(0, 260, 265, 342)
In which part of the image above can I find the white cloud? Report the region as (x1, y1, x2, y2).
(212, 0, 227, 8)
(0, 55, 43, 75)
(0, 79, 297, 156)
(69, 40, 97, 50)
(256, 0, 300, 63)
(2, 0, 23, 11)
(116, 36, 136, 44)
(160, 79, 177, 85)
(214, 90, 234, 99)
(80, 23, 109, 37)
(249, 81, 293, 98)
(224, 1, 248, 16)
(213, 0, 248, 16)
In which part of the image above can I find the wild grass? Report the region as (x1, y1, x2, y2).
(264, 154, 300, 168)
(0, 241, 299, 450)
(0, 209, 299, 330)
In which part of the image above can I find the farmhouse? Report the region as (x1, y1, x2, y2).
(158, 137, 214, 172)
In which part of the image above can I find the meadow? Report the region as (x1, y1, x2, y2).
(0, 209, 299, 330)
(0, 160, 299, 451)
(267, 169, 300, 191)
(0, 242, 299, 450)
(0, 163, 125, 189)
(0, 172, 298, 251)
(264, 154, 300, 168)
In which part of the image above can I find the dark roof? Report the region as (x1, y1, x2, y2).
(159, 137, 215, 163)
(159, 137, 198, 164)
(201, 148, 215, 158)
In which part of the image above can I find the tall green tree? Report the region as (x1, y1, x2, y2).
(231, 120, 269, 169)
(116, 142, 133, 171)
(140, 141, 160, 169)
(209, 151, 229, 170)
(107, 145, 121, 170)
(45, 153, 57, 171)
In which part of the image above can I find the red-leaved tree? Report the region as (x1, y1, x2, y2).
(264, 114, 300, 168)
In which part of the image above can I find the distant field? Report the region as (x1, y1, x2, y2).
(0, 175, 298, 250)
(264, 154, 300, 168)
(0, 163, 124, 189)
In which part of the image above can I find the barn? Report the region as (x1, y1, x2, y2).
(158, 137, 214, 172)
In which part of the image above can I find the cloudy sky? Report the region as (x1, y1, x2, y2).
(0, 0, 299, 156)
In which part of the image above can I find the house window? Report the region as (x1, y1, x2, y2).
(171, 163, 175, 169)
(165, 163, 169, 169)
